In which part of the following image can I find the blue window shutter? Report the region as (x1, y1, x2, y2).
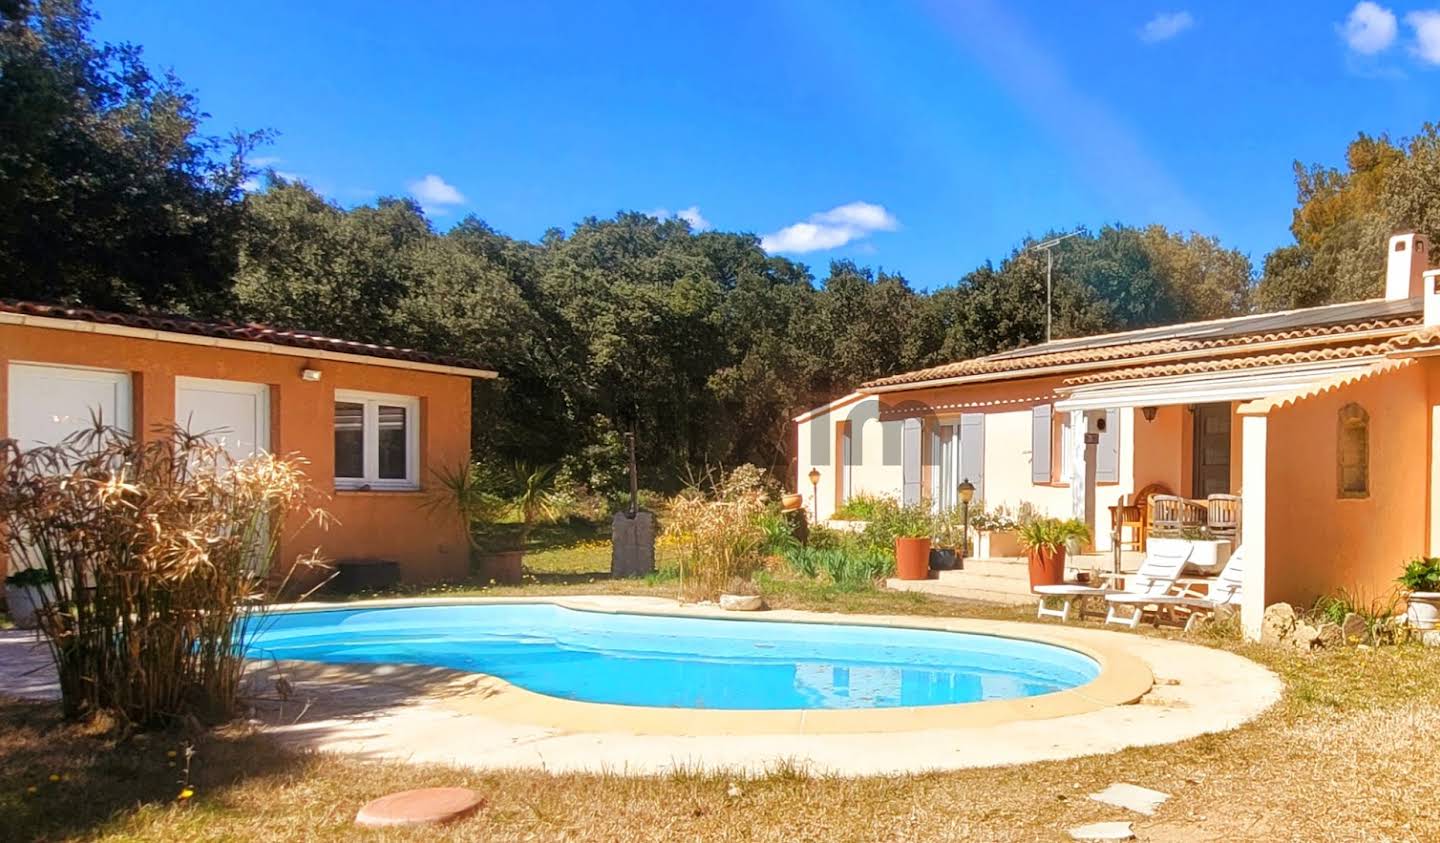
(1031, 405, 1053, 484)
(959, 413, 985, 502)
(901, 418, 921, 506)
(1096, 408, 1120, 483)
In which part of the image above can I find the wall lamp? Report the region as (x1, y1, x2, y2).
(1141, 406, 1158, 423)
(301, 368, 323, 382)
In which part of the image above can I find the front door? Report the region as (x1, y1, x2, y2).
(1192, 402, 1232, 497)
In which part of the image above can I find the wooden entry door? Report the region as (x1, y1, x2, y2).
(1192, 403, 1232, 497)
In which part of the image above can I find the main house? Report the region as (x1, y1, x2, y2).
(1, 301, 497, 585)
(795, 232, 1440, 639)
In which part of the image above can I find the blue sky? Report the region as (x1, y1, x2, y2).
(94, 1, 1439, 289)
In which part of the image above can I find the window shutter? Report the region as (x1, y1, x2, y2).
(1031, 405, 1053, 484)
(959, 413, 986, 501)
(901, 418, 922, 506)
(1096, 408, 1120, 483)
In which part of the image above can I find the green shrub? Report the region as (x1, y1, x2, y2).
(1017, 517, 1092, 555)
(833, 493, 891, 521)
(757, 509, 800, 557)
(858, 501, 933, 557)
(1398, 557, 1440, 593)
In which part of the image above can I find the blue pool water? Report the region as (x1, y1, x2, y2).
(247, 604, 1099, 710)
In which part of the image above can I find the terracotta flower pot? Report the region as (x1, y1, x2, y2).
(780, 493, 804, 513)
(1027, 546, 1066, 588)
(895, 536, 932, 580)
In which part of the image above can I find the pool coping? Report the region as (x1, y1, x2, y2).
(255, 596, 1154, 736)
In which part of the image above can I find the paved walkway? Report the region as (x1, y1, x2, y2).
(0, 596, 1283, 776)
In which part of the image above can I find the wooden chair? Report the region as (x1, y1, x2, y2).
(1109, 483, 1172, 551)
(1148, 495, 1190, 538)
(1206, 494, 1242, 540)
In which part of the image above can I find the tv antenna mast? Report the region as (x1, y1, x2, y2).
(1029, 231, 1082, 343)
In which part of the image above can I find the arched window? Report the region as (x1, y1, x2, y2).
(1337, 403, 1369, 499)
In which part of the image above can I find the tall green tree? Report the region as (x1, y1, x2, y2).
(0, 0, 262, 312)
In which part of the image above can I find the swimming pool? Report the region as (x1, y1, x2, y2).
(248, 604, 1100, 710)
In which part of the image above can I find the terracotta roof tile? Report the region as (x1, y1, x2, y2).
(0, 300, 495, 374)
(1060, 342, 1395, 386)
(862, 313, 1421, 389)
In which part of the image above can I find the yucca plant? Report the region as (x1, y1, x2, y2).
(0, 423, 327, 727)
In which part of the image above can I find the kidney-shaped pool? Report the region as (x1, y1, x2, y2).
(247, 603, 1100, 710)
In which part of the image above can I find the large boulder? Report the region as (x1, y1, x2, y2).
(1316, 622, 1343, 649)
(1260, 603, 1297, 645)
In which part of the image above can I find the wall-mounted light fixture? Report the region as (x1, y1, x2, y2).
(301, 368, 323, 382)
(1141, 406, 1158, 423)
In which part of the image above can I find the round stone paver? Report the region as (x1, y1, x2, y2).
(354, 787, 484, 828)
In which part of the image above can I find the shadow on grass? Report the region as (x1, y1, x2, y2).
(0, 696, 312, 842)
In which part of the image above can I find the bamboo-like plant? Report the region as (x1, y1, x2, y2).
(0, 423, 328, 726)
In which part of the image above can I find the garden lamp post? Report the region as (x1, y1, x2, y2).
(957, 478, 975, 568)
(808, 467, 821, 524)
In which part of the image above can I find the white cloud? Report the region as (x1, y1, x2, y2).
(240, 178, 261, 192)
(1139, 11, 1194, 43)
(407, 174, 466, 214)
(1341, 2, 1398, 54)
(760, 201, 899, 254)
(250, 155, 283, 168)
(675, 205, 712, 231)
(649, 205, 713, 231)
(1408, 10, 1440, 64)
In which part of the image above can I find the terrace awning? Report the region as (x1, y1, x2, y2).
(1053, 358, 1383, 412)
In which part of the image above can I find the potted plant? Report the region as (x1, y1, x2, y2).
(1018, 518, 1092, 588)
(929, 510, 958, 571)
(890, 504, 935, 581)
(1398, 556, 1440, 630)
(4, 566, 56, 630)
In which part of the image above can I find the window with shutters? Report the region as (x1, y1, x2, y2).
(334, 390, 420, 490)
(1337, 403, 1368, 499)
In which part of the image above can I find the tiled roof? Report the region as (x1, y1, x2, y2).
(0, 300, 496, 375)
(1061, 342, 1395, 386)
(1239, 358, 1417, 415)
(862, 301, 1422, 390)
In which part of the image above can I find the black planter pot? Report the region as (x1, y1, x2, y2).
(929, 547, 958, 571)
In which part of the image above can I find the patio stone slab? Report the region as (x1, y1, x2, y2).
(1089, 782, 1170, 815)
(1068, 820, 1135, 841)
(354, 787, 483, 827)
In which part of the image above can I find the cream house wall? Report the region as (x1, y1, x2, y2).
(796, 392, 1137, 549)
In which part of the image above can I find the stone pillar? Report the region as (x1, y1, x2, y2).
(1240, 413, 1268, 641)
(1069, 409, 1101, 550)
(610, 511, 655, 577)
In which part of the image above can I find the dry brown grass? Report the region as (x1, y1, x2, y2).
(3, 587, 1439, 842)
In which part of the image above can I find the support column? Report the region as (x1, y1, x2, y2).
(1429, 404, 1440, 556)
(1240, 413, 1268, 641)
(1069, 409, 1101, 550)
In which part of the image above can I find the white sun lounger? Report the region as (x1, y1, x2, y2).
(1033, 544, 1193, 622)
(1104, 546, 1245, 630)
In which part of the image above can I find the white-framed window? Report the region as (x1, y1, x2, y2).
(333, 390, 420, 490)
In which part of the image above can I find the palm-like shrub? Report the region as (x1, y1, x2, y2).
(0, 425, 326, 726)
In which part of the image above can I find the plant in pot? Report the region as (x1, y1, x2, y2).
(3, 566, 56, 630)
(888, 504, 936, 581)
(929, 509, 958, 572)
(719, 575, 765, 611)
(1397, 556, 1440, 630)
(1018, 518, 1092, 589)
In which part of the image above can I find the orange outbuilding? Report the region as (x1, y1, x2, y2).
(1, 300, 497, 585)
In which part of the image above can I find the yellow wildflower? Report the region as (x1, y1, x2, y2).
(178, 788, 194, 800)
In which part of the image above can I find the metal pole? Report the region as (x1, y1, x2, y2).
(1045, 248, 1053, 343)
(960, 499, 969, 568)
(625, 430, 638, 518)
(811, 479, 819, 523)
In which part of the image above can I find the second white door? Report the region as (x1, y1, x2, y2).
(174, 377, 270, 462)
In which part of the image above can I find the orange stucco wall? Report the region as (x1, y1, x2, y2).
(1261, 362, 1428, 608)
(1, 323, 474, 584)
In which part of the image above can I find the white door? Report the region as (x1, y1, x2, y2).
(7, 363, 132, 449)
(175, 377, 270, 462)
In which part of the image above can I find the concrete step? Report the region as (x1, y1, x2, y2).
(939, 558, 1028, 578)
(881, 570, 1042, 605)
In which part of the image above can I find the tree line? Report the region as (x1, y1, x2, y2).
(4, 0, 1439, 492)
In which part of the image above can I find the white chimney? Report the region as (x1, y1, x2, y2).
(1386, 232, 1430, 301)
(1426, 269, 1440, 327)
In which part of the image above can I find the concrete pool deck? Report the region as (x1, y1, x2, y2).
(0, 595, 1283, 776)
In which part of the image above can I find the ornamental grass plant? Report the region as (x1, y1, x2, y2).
(0, 424, 328, 727)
